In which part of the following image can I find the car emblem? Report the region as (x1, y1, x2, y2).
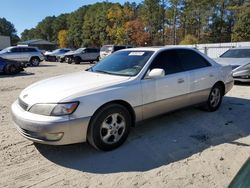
(23, 94, 28, 99)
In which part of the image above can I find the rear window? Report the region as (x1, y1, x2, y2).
(176, 49, 211, 71)
(220, 49, 250, 58)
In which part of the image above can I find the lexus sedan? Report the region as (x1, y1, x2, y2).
(11, 47, 233, 151)
(215, 47, 250, 82)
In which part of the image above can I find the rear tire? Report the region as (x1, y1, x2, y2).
(204, 84, 223, 112)
(87, 104, 131, 151)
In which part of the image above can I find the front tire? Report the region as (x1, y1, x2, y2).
(87, 104, 131, 151)
(30, 57, 40, 66)
(4, 64, 19, 75)
(204, 84, 223, 112)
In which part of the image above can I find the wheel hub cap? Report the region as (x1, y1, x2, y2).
(100, 113, 126, 144)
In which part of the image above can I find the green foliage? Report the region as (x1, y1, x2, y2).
(179, 34, 198, 44)
(82, 2, 112, 47)
(140, 0, 165, 45)
(0, 17, 19, 45)
(19, 1, 250, 47)
(232, 7, 250, 41)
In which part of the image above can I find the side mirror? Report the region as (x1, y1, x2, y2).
(146, 68, 165, 79)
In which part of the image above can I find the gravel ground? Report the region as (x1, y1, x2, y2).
(0, 61, 249, 188)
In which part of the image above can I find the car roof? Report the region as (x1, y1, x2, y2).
(121, 46, 197, 52)
(11, 46, 36, 48)
(229, 46, 250, 50)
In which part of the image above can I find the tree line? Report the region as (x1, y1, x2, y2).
(1, 1, 250, 48)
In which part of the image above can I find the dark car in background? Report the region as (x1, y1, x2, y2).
(0, 57, 25, 75)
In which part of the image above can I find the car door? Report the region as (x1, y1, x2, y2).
(88, 48, 96, 60)
(141, 50, 190, 119)
(21, 47, 32, 61)
(7, 47, 22, 61)
(80, 49, 90, 61)
(176, 49, 218, 105)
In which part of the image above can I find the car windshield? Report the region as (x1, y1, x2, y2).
(0, 47, 11, 54)
(101, 45, 113, 52)
(52, 49, 61, 53)
(220, 49, 250, 58)
(75, 48, 85, 53)
(89, 50, 154, 76)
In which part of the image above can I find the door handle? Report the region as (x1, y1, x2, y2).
(178, 78, 185, 84)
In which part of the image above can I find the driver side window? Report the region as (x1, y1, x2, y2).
(149, 50, 182, 75)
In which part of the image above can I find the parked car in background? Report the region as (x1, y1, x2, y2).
(11, 47, 233, 151)
(44, 48, 71, 62)
(215, 47, 250, 82)
(0, 57, 25, 74)
(56, 50, 75, 63)
(100, 45, 132, 60)
(66, 47, 100, 64)
(0, 46, 44, 66)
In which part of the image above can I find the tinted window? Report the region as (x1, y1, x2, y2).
(27, 48, 37, 52)
(114, 46, 126, 52)
(86, 48, 93, 53)
(10, 48, 22, 53)
(176, 49, 210, 71)
(220, 49, 250, 58)
(149, 50, 182, 75)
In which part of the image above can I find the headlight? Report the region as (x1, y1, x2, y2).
(51, 102, 79, 116)
(29, 102, 79, 116)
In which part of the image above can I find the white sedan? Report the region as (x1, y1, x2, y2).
(11, 47, 234, 151)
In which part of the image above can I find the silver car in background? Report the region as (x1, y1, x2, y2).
(0, 46, 44, 66)
(215, 47, 250, 82)
(100, 45, 131, 60)
(44, 48, 71, 62)
(66, 48, 100, 64)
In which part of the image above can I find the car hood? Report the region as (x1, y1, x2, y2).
(64, 51, 76, 56)
(20, 71, 130, 105)
(214, 58, 250, 66)
(44, 51, 53, 56)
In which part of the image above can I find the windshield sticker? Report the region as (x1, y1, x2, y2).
(129, 52, 145, 56)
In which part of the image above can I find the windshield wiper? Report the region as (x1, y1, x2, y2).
(94, 70, 114, 75)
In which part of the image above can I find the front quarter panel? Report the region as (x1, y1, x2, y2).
(67, 80, 143, 122)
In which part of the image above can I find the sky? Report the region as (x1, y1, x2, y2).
(0, 0, 142, 37)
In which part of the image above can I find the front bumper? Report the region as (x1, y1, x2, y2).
(11, 100, 91, 145)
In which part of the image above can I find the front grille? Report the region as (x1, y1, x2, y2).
(18, 98, 28, 111)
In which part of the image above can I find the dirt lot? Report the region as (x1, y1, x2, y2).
(0, 61, 249, 188)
